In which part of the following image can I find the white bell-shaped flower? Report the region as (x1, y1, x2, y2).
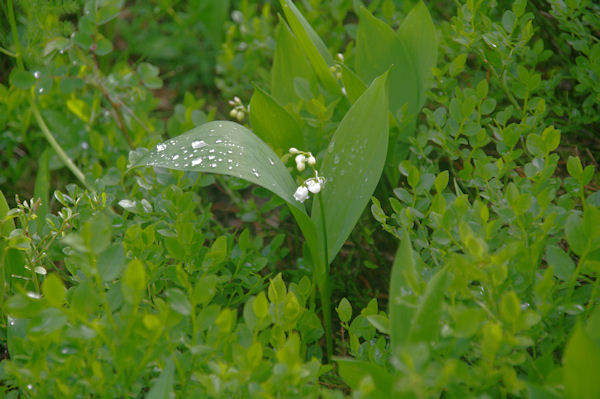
(293, 185, 309, 202)
(306, 178, 322, 194)
(295, 154, 306, 171)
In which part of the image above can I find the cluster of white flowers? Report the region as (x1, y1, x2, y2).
(228, 96, 247, 122)
(289, 148, 326, 203)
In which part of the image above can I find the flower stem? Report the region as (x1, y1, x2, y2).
(7, 0, 92, 192)
(318, 193, 333, 361)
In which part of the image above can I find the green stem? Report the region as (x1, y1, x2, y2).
(318, 193, 333, 362)
(7, 0, 91, 192)
(31, 102, 92, 191)
(7, 0, 24, 71)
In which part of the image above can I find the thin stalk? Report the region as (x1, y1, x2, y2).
(318, 193, 333, 361)
(7, 0, 92, 192)
(31, 102, 92, 191)
(7, 0, 24, 70)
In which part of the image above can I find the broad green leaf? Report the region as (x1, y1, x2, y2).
(366, 314, 390, 334)
(6, 317, 28, 359)
(563, 322, 600, 399)
(193, 274, 218, 306)
(271, 16, 316, 105)
(34, 148, 50, 235)
(587, 304, 600, 346)
(80, 212, 112, 255)
(280, 0, 340, 94)
(97, 242, 126, 282)
(10, 70, 36, 90)
(253, 291, 269, 320)
(197, 0, 229, 47)
(122, 259, 146, 304)
(397, 0, 438, 110)
(165, 288, 192, 316)
(356, 6, 419, 124)
(96, 0, 122, 25)
(313, 71, 389, 264)
(134, 120, 304, 212)
(28, 307, 67, 336)
(567, 156, 583, 179)
(42, 273, 66, 307)
(335, 358, 393, 397)
(336, 297, 352, 323)
(94, 37, 114, 56)
(565, 213, 587, 256)
(546, 244, 575, 281)
(340, 63, 367, 104)
(146, 357, 175, 399)
(389, 230, 417, 349)
(67, 98, 91, 123)
(249, 84, 303, 153)
(406, 258, 448, 342)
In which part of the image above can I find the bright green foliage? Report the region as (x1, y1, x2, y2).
(1, 0, 599, 397)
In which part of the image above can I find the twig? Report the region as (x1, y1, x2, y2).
(91, 47, 134, 149)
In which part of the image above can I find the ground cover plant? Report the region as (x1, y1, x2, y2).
(1, 0, 599, 398)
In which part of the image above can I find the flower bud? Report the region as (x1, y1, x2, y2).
(307, 155, 316, 166)
(289, 147, 299, 154)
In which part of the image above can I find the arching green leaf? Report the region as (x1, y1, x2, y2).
(356, 6, 419, 123)
(398, 0, 438, 110)
(280, 0, 340, 94)
(271, 16, 316, 106)
(249, 84, 303, 153)
(133, 121, 304, 212)
(313, 71, 389, 264)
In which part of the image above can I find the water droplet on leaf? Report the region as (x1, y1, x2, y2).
(192, 140, 207, 149)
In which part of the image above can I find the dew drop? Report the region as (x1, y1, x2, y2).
(228, 159, 233, 163)
(192, 158, 202, 166)
(33, 71, 40, 79)
(210, 163, 217, 168)
(228, 166, 233, 170)
(218, 123, 223, 127)
(215, 139, 223, 144)
(209, 149, 215, 153)
(172, 155, 179, 160)
(208, 155, 215, 160)
(268, 158, 275, 165)
(156, 143, 167, 152)
(252, 168, 260, 177)
(38, 87, 44, 94)
(191, 140, 207, 149)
